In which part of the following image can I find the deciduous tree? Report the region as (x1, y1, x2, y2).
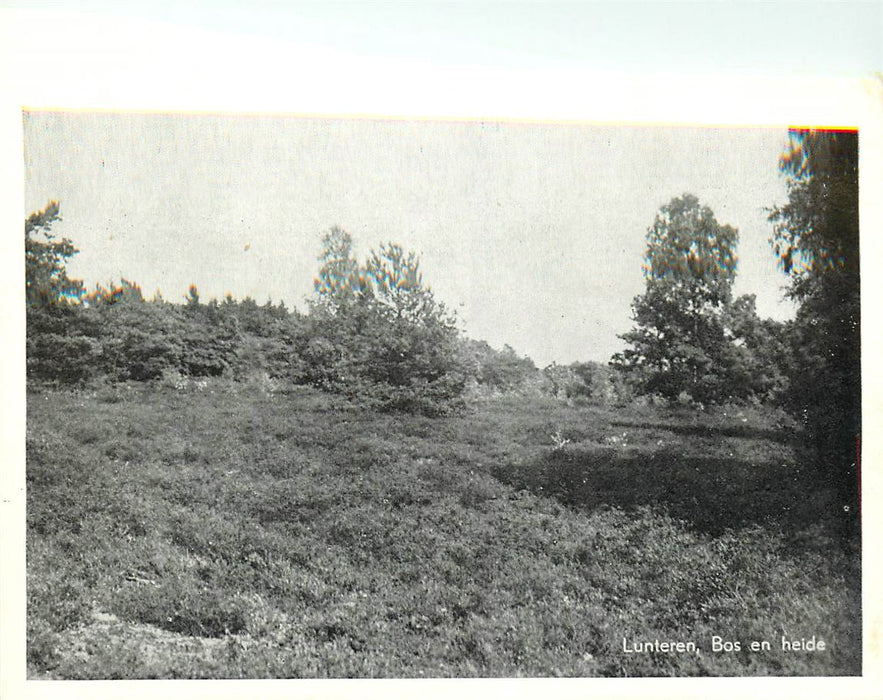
(768, 129, 860, 518)
(612, 194, 740, 404)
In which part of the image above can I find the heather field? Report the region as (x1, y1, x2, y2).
(26, 380, 861, 678)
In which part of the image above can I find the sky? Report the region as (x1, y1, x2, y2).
(7, 2, 880, 366)
(25, 113, 796, 366)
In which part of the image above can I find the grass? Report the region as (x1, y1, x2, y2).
(26, 382, 860, 678)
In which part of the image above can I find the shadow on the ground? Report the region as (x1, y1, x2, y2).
(609, 419, 795, 443)
(494, 444, 845, 538)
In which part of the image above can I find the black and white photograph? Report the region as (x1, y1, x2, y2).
(20, 112, 864, 678)
(2, 1, 881, 697)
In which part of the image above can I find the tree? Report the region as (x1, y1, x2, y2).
(361, 243, 461, 390)
(768, 129, 860, 517)
(771, 130, 859, 301)
(25, 201, 83, 306)
(185, 284, 200, 307)
(304, 228, 466, 413)
(312, 226, 367, 315)
(366, 244, 431, 321)
(611, 194, 740, 404)
(460, 339, 539, 393)
(25, 202, 96, 384)
(718, 294, 790, 402)
(543, 360, 626, 404)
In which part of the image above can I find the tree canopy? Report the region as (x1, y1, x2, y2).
(612, 194, 788, 405)
(768, 129, 860, 518)
(613, 195, 741, 403)
(25, 201, 84, 306)
(770, 130, 859, 301)
(312, 225, 367, 315)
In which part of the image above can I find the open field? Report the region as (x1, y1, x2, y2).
(26, 381, 860, 678)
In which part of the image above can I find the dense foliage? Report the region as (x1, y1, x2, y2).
(25, 215, 513, 414)
(768, 129, 861, 517)
(612, 194, 788, 405)
(303, 229, 469, 414)
(27, 296, 243, 384)
(458, 340, 541, 395)
(543, 361, 632, 405)
(25, 201, 84, 307)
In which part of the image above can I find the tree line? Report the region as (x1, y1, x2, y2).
(26, 129, 860, 472)
(28, 211, 607, 413)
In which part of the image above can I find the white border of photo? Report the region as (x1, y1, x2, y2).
(1, 3, 880, 699)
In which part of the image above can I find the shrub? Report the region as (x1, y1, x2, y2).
(26, 306, 104, 385)
(302, 234, 470, 415)
(543, 361, 632, 405)
(27, 294, 245, 386)
(459, 339, 541, 394)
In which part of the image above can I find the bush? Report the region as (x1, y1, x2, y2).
(26, 296, 244, 387)
(459, 340, 540, 394)
(99, 306, 182, 381)
(296, 312, 468, 415)
(543, 361, 632, 405)
(27, 306, 104, 385)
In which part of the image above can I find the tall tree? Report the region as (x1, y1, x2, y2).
(25, 201, 83, 306)
(612, 194, 740, 404)
(768, 129, 860, 516)
(312, 226, 368, 315)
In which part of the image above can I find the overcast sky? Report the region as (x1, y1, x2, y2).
(9, 2, 878, 367)
(25, 113, 797, 366)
